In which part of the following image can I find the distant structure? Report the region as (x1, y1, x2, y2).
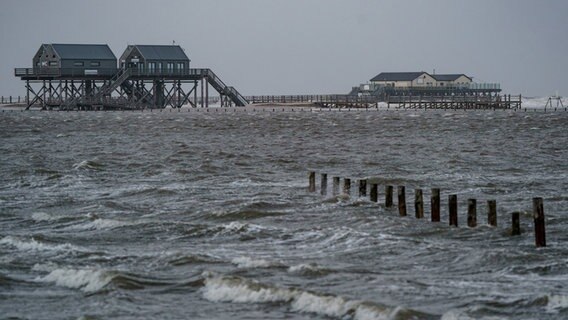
(15, 43, 248, 110)
(351, 71, 501, 101)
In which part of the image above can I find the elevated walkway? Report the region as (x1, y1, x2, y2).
(15, 67, 248, 110)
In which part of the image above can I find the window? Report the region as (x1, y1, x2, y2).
(167, 62, 174, 73)
(90, 61, 100, 67)
(148, 62, 156, 73)
(176, 62, 185, 72)
(49, 61, 58, 66)
(73, 61, 84, 67)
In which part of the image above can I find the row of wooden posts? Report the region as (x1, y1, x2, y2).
(308, 172, 546, 247)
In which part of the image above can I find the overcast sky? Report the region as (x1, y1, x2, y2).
(1, 0, 566, 97)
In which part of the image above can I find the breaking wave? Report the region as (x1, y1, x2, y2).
(37, 268, 114, 293)
(202, 273, 426, 319)
(0, 236, 82, 254)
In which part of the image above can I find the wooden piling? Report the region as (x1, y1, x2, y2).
(487, 200, 497, 226)
(343, 178, 351, 197)
(511, 212, 521, 236)
(370, 183, 378, 202)
(415, 189, 424, 219)
(467, 199, 477, 227)
(431, 188, 440, 222)
(449, 194, 458, 227)
(332, 177, 340, 196)
(385, 185, 393, 208)
(533, 197, 546, 247)
(308, 172, 316, 192)
(320, 173, 328, 196)
(398, 186, 407, 216)
(359, 179, 367, 197)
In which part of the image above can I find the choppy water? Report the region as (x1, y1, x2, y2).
(1, 108, 567, 319)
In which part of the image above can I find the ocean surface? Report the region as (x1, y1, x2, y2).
(1, 107, 567, 319)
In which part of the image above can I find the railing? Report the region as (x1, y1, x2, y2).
(15, 68, 118, 77)
(247, 95, 379, 104)
(0, 96, 25, 104)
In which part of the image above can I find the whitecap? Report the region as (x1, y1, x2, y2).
(37, 268, 113, 293)
(546, 295, 568, 313)
(0, 236, 81, 253)
(231, 256, 277, 269)
(31, 212, 54, 222)
(202, 274, 399, 320)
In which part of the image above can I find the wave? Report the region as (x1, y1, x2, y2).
(72, 160, 105, 171)
(36, 266, 188, 293)
(0, 236, 82, 254)
(202, 273, 428, 319)
(37, 268, 114, 293)
(231, 256, 282, 269)
(546, 295, 568, 313)
(288, 263, 333, 277)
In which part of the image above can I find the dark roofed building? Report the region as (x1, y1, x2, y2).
(119, 45, 190, 75)
(33, 44, 117, 76)
(431, 74, 472, 82)
(370, 72, 436, 87)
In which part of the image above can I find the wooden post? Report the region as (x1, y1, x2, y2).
(511, 212, 521, 236)
(398, 186, 407, 216)
(370, 183, 378, 202)
(467, 199, 477, 227)
(343, 178, 351, 197)
(533, 197, 546, 247)
(415, 189, 424, 219)
(308, 172, 316, 192)
(332, 177, 340, 196)
(487, 200, 497, 226)
(385, 185, 393, 208)
(431, 188, 440, 222)
(320, 173, 328, 196)
(449, 194, 458, 227)
(359, 179, 367, 197)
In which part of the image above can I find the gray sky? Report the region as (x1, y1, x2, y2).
(1, 0, 566, 97)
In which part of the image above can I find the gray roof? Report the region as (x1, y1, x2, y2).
(135, 45, 189, 61)
(432, 74, 471, 81)
(50, 44, 116, 60)
(370, 72, 428, 82)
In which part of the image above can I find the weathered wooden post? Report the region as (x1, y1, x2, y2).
(370, 183, 378, 202)
(431, 188, 440, 222)
(398, 186, 407, 216)
(332, 177, 340, 196)
(487, 200, 497, 226)
(511, 212, 521, 236)
(359, 179, 367, 197)
(449, 194, 458, 227)
(385, 185, 393, 208)
(343, 178, 351, 197)
(467, 199, 477, 227)
(415, 189, 424, 219)
(308, 172, 316, 192)
(320, 173, 328, 196)
(533, 197, 546, 247)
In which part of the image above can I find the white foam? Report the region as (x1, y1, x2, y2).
(546, 295, 568, 313)
(37, 268, 113, 293)
(202, 274, 395, 319)
(231, 256, 275, 268)
(31, 212, 54, 222)
(80, 218, 129, 230)
(0, 236, 81, 253)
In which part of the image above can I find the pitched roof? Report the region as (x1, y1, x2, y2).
(50, 44, 116, 60)
(135, 45, 189, 61)
(370, 72, 428, 82)
(432, 74, 472, 81)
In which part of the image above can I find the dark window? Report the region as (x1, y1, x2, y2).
(90, 61, 100, 67)
(74, 61, 84, 67)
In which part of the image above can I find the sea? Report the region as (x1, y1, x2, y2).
(1, 101, 567, 319)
